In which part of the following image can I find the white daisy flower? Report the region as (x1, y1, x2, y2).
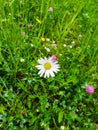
(36, 57, 60, 78)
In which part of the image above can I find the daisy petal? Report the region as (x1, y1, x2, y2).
(49, 70, 55, 77)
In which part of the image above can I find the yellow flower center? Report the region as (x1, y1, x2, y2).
(44, 63, 51, 70)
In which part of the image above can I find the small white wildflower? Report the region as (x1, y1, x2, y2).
(46, 38, 50, 42)
(60, 125, 65, 130)
(44, 47, 50, 52)
(71, 41, 75, 44)
(36, 109, 39, 112)
(78, 34, 82, 38)
(59, 54, 62, 56)
(52, 41, 55, 44)
(20, 58, 25, 62)
(63, 44, 66, 47)
(69, 45, 72, 48)
(31, 44, 34, 47)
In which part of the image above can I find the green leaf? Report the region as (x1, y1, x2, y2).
(9, 116, 14, 121)
(58, 111, 64, 123)
(27, 100, 32, 109)
(29, 116, 37, 126)
(0, 105, 5, 114)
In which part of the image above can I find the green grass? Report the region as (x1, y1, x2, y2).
(0, 0, 98, 130)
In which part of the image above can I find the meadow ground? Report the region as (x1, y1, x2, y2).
(0, 0, 98, 130)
